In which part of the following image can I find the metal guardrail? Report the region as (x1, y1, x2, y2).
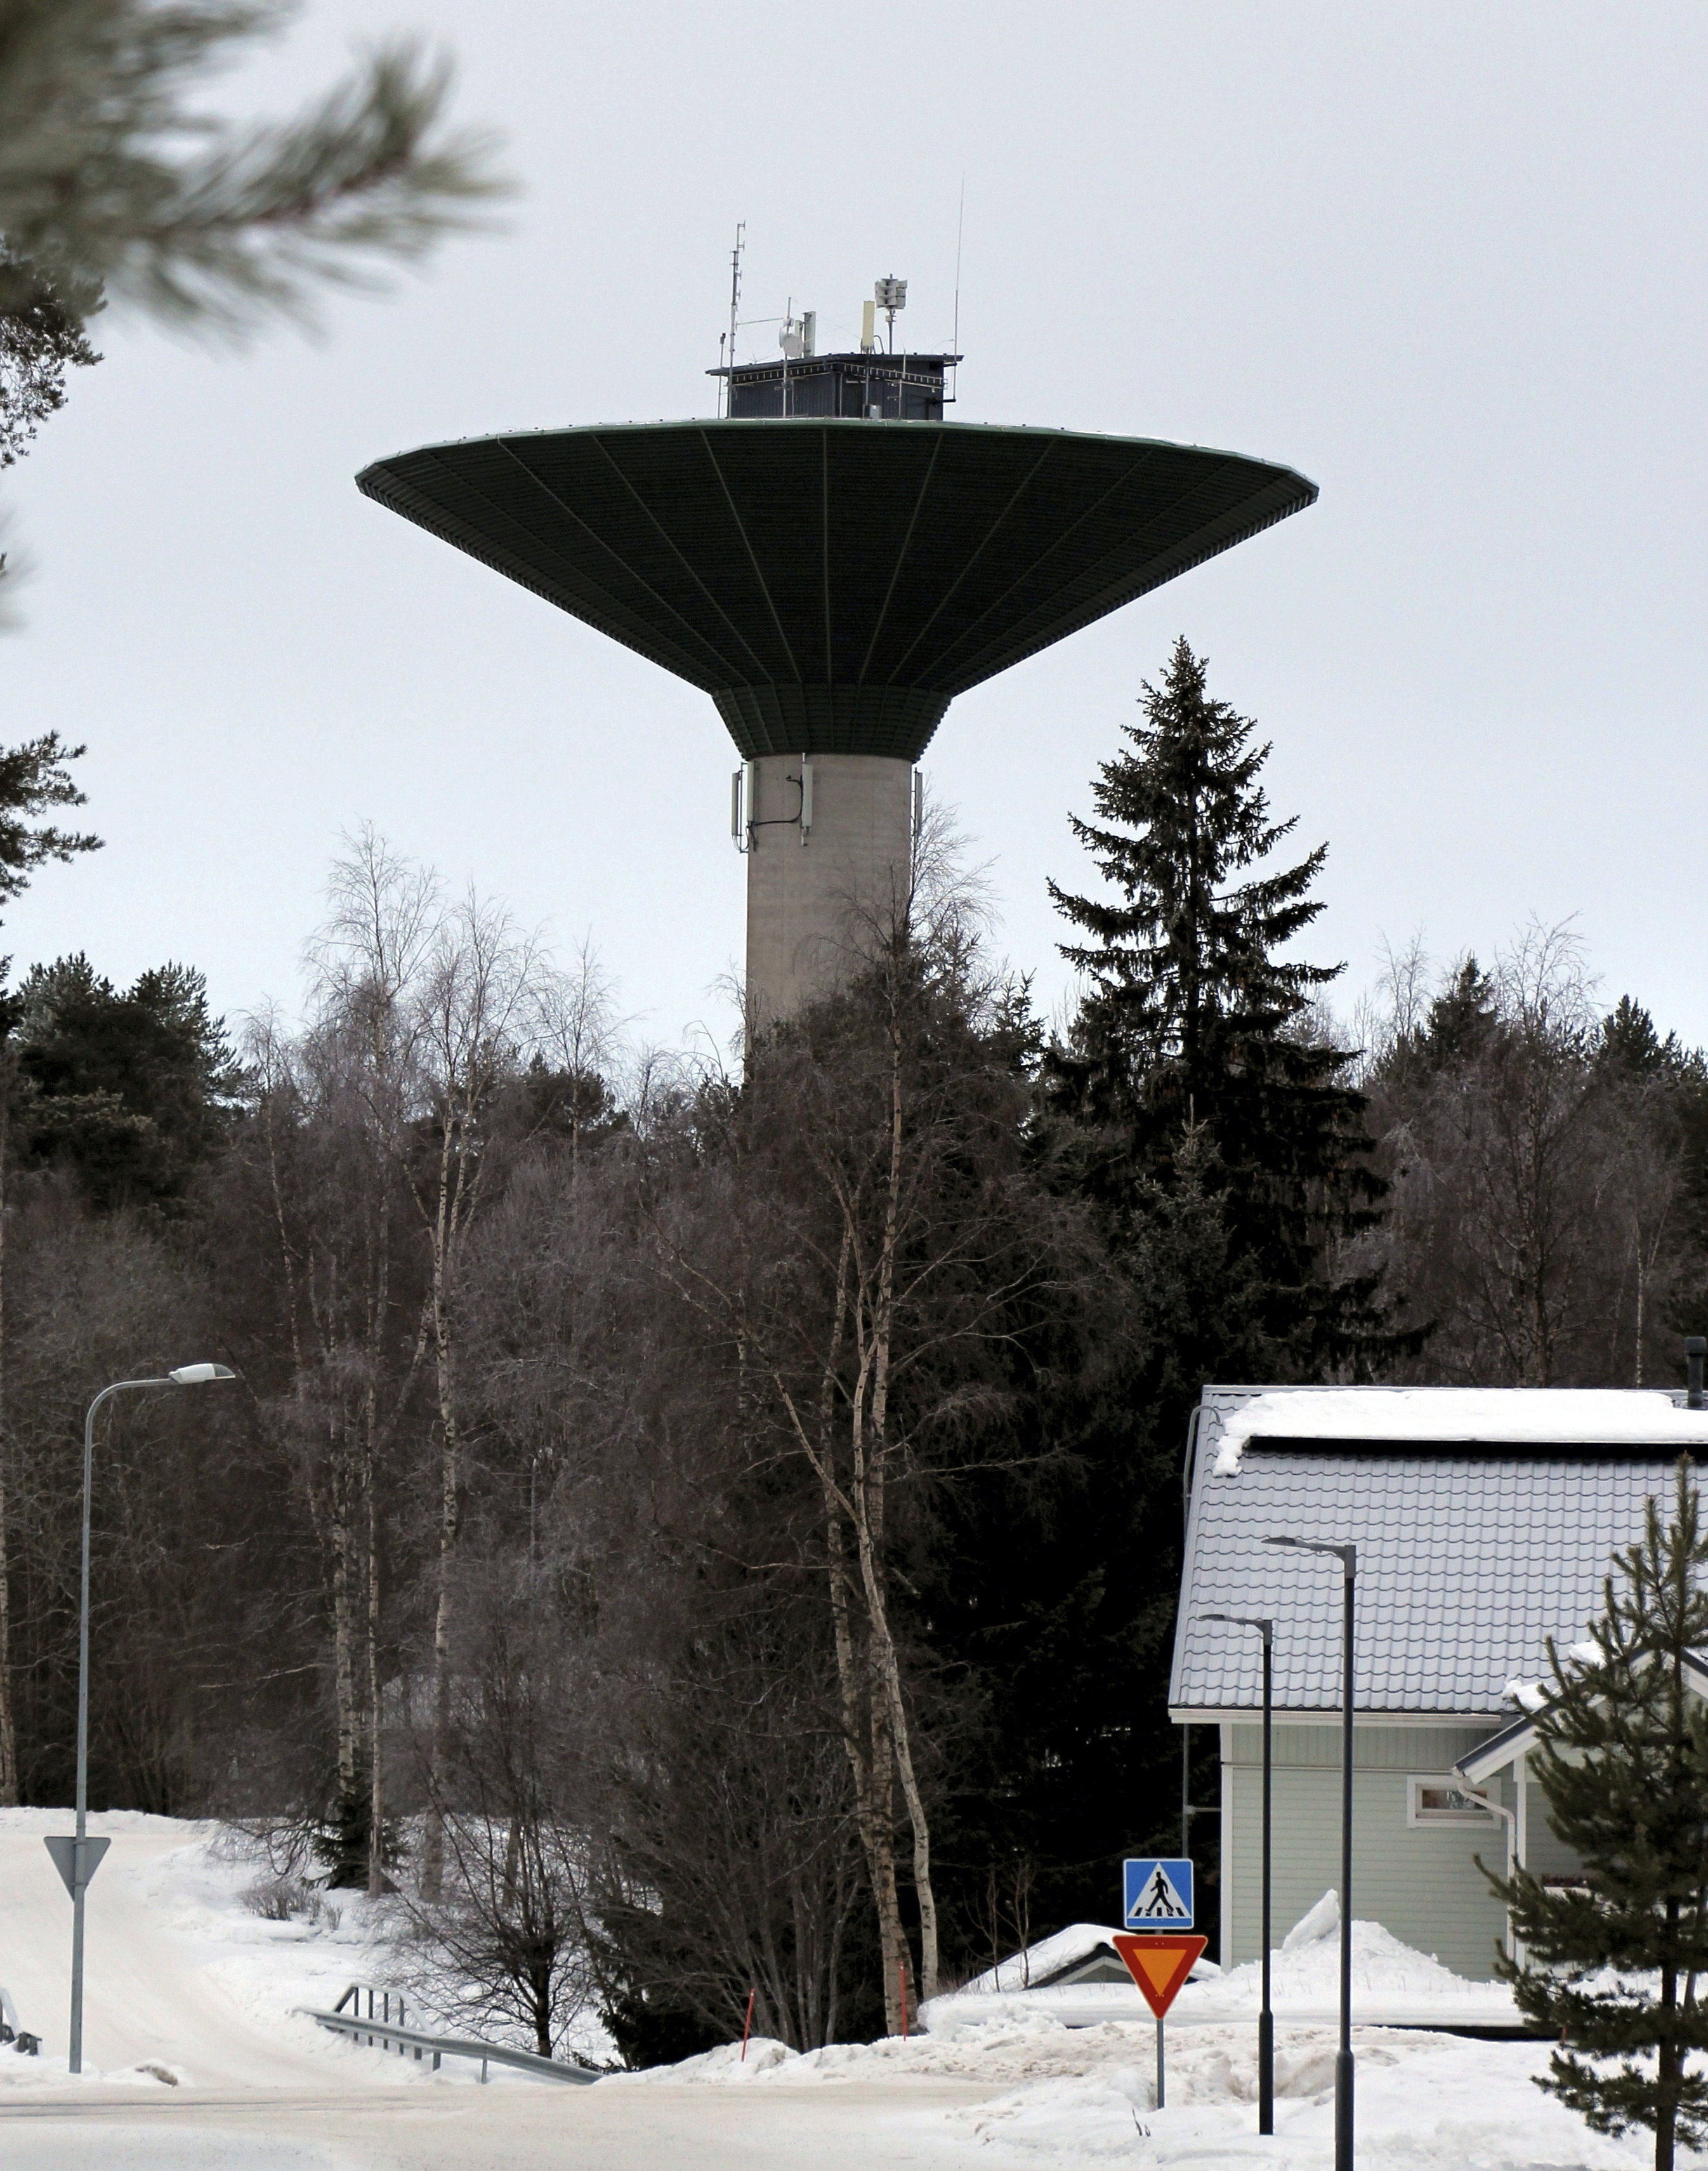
(299, 1984, 598, 2085)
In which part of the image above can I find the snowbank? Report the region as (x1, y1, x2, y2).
(613, 1921, 1518, 2089)
(612, 1921, 1514, 2092)
(1211, 1385, 1708, 1475)
(954, 2031, 1665, 2166)
(1173, 1915, 1514, 2022)
(918, 1911, 1518, 2033)
(606, 2012, 1326, 2089)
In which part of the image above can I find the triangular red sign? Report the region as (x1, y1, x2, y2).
(1112, 1932, 1208, 2019)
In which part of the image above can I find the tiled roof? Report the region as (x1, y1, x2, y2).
(1170, 1390, 1694, 1716)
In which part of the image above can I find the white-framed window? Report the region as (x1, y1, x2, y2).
(1407, 1775, 1499, 1827)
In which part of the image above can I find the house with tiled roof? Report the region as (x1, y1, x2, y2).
(1170, 1384, 1708, 1981)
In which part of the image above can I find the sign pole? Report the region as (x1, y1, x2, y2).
(70, 1385, 96, 2075)
(1112, 1930, 1205, 2107)
(1336, 1550, 1357, 2171)
(1260, 1622, 1275, 2134)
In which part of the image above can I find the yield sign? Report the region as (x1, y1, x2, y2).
(1113, 1932, 1207, 2019)
(44, 1834, 110, 1897)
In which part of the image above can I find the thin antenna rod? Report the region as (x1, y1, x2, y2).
(952, 179, 965, 402)
(952, 178, 964, 352)
(725, 223, 746, 418)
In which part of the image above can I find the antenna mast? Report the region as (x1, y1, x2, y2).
(724, 223, 746, 418)
(952, 180, 965, 404)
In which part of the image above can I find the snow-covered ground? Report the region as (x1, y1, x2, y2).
(922, 1895, 1518, 2033)
(0, 1809, 1698, 2167)
(0, 1805, 537, 2090)
(591, 2012, 1701, 2167)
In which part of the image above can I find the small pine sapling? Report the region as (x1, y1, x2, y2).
(1491, 1459, 1708, 2171)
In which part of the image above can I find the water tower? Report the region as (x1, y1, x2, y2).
(357, 280, 1316, 1022)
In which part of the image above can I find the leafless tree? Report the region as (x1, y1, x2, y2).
(1363, 921, 1700, 1387)
(654, 845, 1096, 2031)
(390, 1570, 596, 2058)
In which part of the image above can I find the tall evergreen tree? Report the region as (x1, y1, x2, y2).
(1496, 1461, 1708, 2171)
(14, 955, 246, 1211)
(1046, 635, 1389, 1369)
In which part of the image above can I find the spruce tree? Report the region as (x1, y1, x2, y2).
(1497, 1460, 1708, 2171)
(1045, 635, 1389, 1369)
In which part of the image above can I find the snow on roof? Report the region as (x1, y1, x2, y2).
(1173, 1387, 1708, 1717)
(1212, 1387, 1708, 1476)
(955, 1924, 1126, 1996)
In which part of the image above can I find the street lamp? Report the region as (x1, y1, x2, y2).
(65, 1364, 236, 2073)
(1201, 1612, 1275, 2135)
(1265, 1535, 1356, 2171)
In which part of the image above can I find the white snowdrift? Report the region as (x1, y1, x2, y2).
(612, 2007, 1669, 2170)
(918, 1906, 1518, 2033)
(606, 2012, 1332, 2090)
(615, 1920, 1513, 2094)
(1173, 1913, 1518, 2026)
(954, 2032, 1665, 2167)
(1281, 1887, 1339, 1950)
(1211, 1385, 1708, 1474)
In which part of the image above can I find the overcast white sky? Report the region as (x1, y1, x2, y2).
(3, 1, 1705, 1054)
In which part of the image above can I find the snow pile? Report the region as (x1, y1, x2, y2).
(1280, 1887, 1339, 1951)
(917, 1908, 1513, 2034)
(0, 2052, 190, 2092)
(612, 2036, 798, 2082)
(955, 2033, 1672, 2168)
(1174, 1912, 1513, 2021)
(957, 2023, 1407, 2139)
(1211, 1385, 1708, 1475)
(487, 1920, 1513, 2095)
(610, 2012, 1257, 2088)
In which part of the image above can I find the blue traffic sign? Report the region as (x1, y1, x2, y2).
(1124, 1856, 1194, 1929)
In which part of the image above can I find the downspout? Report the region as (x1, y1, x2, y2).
(1459, 1779, 1521, 1965)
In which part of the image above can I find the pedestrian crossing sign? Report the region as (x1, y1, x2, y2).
(1122, 1856, 1193, 1929)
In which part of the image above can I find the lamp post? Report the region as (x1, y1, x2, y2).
(66, 1364, 235, 2073)
(1265, 1535, 1356, 2171)
(1202, 1612, 1275, 2135)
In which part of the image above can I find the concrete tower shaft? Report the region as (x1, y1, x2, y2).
(741, 753, 914, 1022)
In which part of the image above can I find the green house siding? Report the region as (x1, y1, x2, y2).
(1221, 1723, 1514, 1983)
(1521, 1785, 1583, 1881)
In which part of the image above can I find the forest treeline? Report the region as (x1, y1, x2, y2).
(0, 643, 1703, 2060)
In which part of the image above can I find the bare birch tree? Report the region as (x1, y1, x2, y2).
(409, 887, 544, 1898)
(659, 835, 1089, 2031)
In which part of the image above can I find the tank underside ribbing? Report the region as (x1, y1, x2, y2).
(357, 419, 1317, 763)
